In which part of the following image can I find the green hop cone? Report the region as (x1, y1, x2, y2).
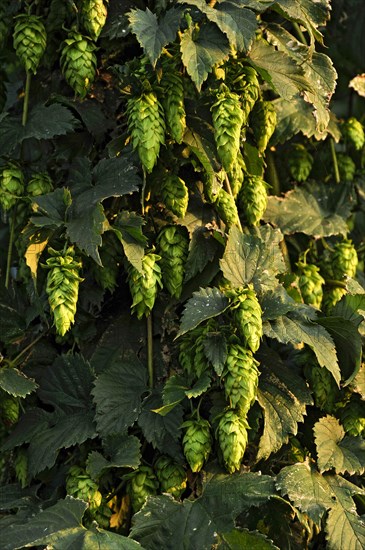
(322, 287, 347, 314)
(87, 499, 112, 530)
(44, 246, 83, 336)
(127, 465, 159, 513)
(0, 393, 19, 426)
(66, 465, 102, 510)
(217, 409, 249, 473)
(238, 174, 268, 226)
(27, 172, 53, 197)
(228, 150, 246, 198)
(332, 240, 358, 279)
(91, 233, 121, 292)
(182, 418, 212, 473)
(211, 83, 244, 172)
(127, 89, 165, 173)
(224, 343, 260, 415)
(127, 252, 162, 319)
(250, 100, 277, 153)
(0, 162, 25, 211)
(13, 14, 47, 74)
(228, 286, 263, 353)
(337, 153, 356, 182)
(297, 262, 325, 309)
(341, 117, 365, 151)
(160, 173, 188, 218)
(339, 396, 365, 437)
(304, 362, 339, 414)
(154, 456, 187, 499)
(60, 31, 97, 98)
(160, 59, 186, 143)
(179, 321, 215, 378)
(14, 448, 28, 488)
(214, 188, 240, 228)
(230, 64, 260, 126)
(81, 0, 107, 41)
(157, 225, 189, 298)
(288, 144, 314, 182)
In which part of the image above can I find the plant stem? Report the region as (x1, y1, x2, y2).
(10, 332, 44, 368)
(22, 71, 32, 127)
(224, 173, 243, 232)
(265, 150, 281, 196)
(147, 314, 154, 388)
(330, 138, 341, 184)
(325, 279, 347, 289)
(5, 206, 17, 289)
(293, 22, 307, 45)
(280, 238, 291, 272)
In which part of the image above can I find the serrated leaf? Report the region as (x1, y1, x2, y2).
(87, 435, 141, 477)
(314, 415, 365, 475)
(261, 286, 308, 321)
(184, 227, 221, 282)
(349, 74, 365, 98)
(274, 0, 330, 43)
(31, 188, 70, 228)
(332, 294, 365, 328)
(185, 372, 211, 398)
(218, 528, 279, 549)
(66, 202, 106, 264)
(351, 364, 365, 399)
(113, 211, 147, 273)
(1, 409, 50, 451)
(263, 182, 354, 237)
(24, 227, 51, 278)
(0, 484, 40, 511)
(220, 225, 285, 292)
(92, 157, 142, 199)
(0, 368, 37, 397)
(180, 22, 230, 90)
(24, 104, 78, 141)
(177, 287, 229, 337)
(92, 357, 148, 436)
(204, 332, 227, 376)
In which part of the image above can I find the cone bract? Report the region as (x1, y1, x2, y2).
(81, 0, 107, 41)
(337, 153, 356, 181)
(154, 456, 187, 498)
(127, 465, 159, 513)
(13, 15, 47, 74)
(228, 151, 246, 198)
(251, 100, 277, 153)
(304, 363, 339, 413)
(224, 344, 260, 415)
(127, 252, 162, 319)
(0, 394, 19, 426)
(160, 60, 186, 143)
(230, 65, 260, 126)
(60, 31, 97, 98)
(160, 173, 188, 218)
(332, 240, 358, 279)
(179, 322, 214, 378)
(297, 262, 325, 309)
(157, 225, 189, 298)
(238, 174, 268, 226)
(217, 409, 249, 473)
(0, 163, 24, 210)
(182, 418, 212, 472)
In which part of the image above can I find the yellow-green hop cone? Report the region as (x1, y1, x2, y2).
(322, 287, 347, 314)
(224, 344, 260, 415)
(341, 117, 365, 151)
(127, 252, 162, 319)
(157, 225, 189, 299)
(182, 418, 212, 473)
(304, 362, 339, 414)
(160, 60, 186, 143)
(127, 465, 159, 513)
(339, 396, 365, 437)
(297, 262, 325, 309)
(217, 409, 249, 473)
(230, 65, 260, 125)
(0, 162, 24, 211)
(160, 173, 188, 218)
(179, 322, 214, 378)
(81, 0, 107, 41)
(228, 287, 263, 353)
(60, 31, 97, 98)
(332, 240, 358, 279)
(154, 456, 187, 499)
(211, 83, 244, 172)
(228, 151, 246, 198)
(214, 188, 240, 229)
(13, 14, 47, 74)
(66, 465, 102, 510)
(337, 153, 356, 181)
(238, 174, 268, 226)
(127, 89, 165, 173)
(250, 100, 277, 153)
(0, 393, 19, 426)
(27, 172, 53, 197)
(288, 144, 314, 182)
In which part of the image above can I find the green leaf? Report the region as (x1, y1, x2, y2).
(256, 347, 313, 461)
(92, 157, 142, 199)
(332, 294, 365, 329)
(0, 484, 40, 511)
(220, 225, 286, 293)
(218, 528, 279, 549)
(184, 227, 221, 282)
(0, 296, 26, 343)
(263, 182, 353, 238)
(24, 104, 78, 141)
(349, 74, 365, 98)
(185, 372, 212, 398)
(92, 356, 148, 436)
(127, 7, 182, 66)
(47, 529, 144, 550)
(180, 22, 230, 90)
(31, 188, 70, 229)
(0, 368, 37, 397)
(112, 211, 147, 273)
(204, 332, 227, 376)
(261, 286, 308, 321)
(274, 0, 331, 43)
(351, 364, 365, 399)
(313, 415, 365, 475)
(87, 435, 142, 477)
(177, 287, 229, 337)
(66, 202, 106, 264)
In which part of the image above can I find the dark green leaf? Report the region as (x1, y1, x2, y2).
(113, 211, 147, 272)
(1, 409, 50, 451)
(177, 287, 229, 337)
(0, 368, 37, 397)
(92, 157, 141, 199)
(185, 372, 211, 398)
(204, 332, 227, 376)
(31, 188, 70, 228)
(0, 484, 40, 511)
(24, 104, 78, 141)
(274, 0, 331, 42)
(218, 528, 279, 549)
(332, 294, 365, 329)
(261, 286, 307, 321)
(87, 436, 141, 477)
(0, 301, 26, 343)
(66, 202, 106, 264)
(184, 227, 221, 282)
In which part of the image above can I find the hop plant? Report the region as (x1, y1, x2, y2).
(337, 153, 356, 182)
(157, 225, 189, 299)
(238, 174, 268, 226)
(304, 362, 339, 413)
(66, 465, 102, 510)
(332, 240, 358, 279)
(127, 252, 162, 319)
(229, 64, 260, 126)
(224, 343, 260, 415)
(179, 322, 214, 378)
(211, 83, 244, 172)
(127, 89, 165, 173)
(228, 286, 263, 353)
(160, 173, 189, 218)
(288, 144, 314, 182)
(0, 162, 25, 211)
(127, 465, 159, 513)
(322, 287, 347, 314)
(297, 262, 325, 309)
(217, 409, 249, 473)
(339, 396, 365, 437)
(160, 59, 186, 143)
(27, 172, 53, 197)
(250, 100, 277, 153)
(13, 14, 47, 74)
(182, 418, 212, 472)
(81, 0, 107, 41)
(154, 456, 187, 499)
(0, 393, 19, 426)
(228, 151, 246, 198)
(44, 246, 83, 336)
(214, 188, 240, 228)
(341, 117, 365, 151)
(60, 31, 97, 98)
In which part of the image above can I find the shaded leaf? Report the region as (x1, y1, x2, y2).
(0, 368, 37, 398)
(0, 484, 40, 511)
(184, 227, 221, 282)
(274, 0, 331, 42)
(87, 435, 142, 477)
(261, 286, 308, 321)
(66, 202, 106, 264)
(177, 287, 229, 337)
(31, 188, 70, 228)
(218, 528, 279, 549)
(24, 104, 78, 141)
(204, 332, 227, 376)
(113, 211, 147, 273)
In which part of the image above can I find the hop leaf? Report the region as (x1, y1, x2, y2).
(66, 465, 102, 510)
(297, 262, 325, 309)
(154, 456, 187, 499)
(0, 162, 25, 210)
(157, 225, 189, 298)
(27, 172, 53, 197)
(224, 343, 260, 415)
(160, 173, 188, 218)
(81, 0, 107, 41)
(60, 31, 97, 98)
(214, 188, 240, 228)
(250, 100, 277, 153)
(341, 117, 365, 151)
(13, 14, 47, 74)
(182, 418, 212, 473)
(127, 252, 162, 319)
(288, 144, 314, 182)
(238, 174, 268, 226)
(339, 396, 365, 437)
(228, 286, 263, 353)
(216, 409, 249, 473)
(127, 465, 159, 513)
(160, 58, 186, 144)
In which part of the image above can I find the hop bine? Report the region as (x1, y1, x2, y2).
(223, 343, 260, 415)
(182, 418, 212, 473)
(160, 58, 186, 143)
(60, 31, 97, 98)
(127, 252, 162, 319)
(13, 14, 47, 74)
(217, 409, 249, 473)
(297, 262, 325, 309)
(288, 144, 314, 182)
(227, 286, 263, 353)
(238, 174, 268, 226)
(81, 0, 107, 41)
(157, 225, 189, 299)
(160, 173, 189, 218)
(126, 465, 159, 513)
(0, 162, 25, 211)
(250, 100, 277, 153)
(154, 456, 187, 498)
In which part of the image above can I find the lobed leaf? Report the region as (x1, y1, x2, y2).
(177, 287, 229, 337)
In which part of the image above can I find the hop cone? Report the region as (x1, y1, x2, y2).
(157, 225, 189, 298)
(238, 174, 268, 226)
(214, 188, 240, 228)
(230, 65, 260, 126)
(127, 465, 159, 513)
(88, 499, 112, 529)
(224, 344, 260, 415)
(304, 363, 339, 413)
(337, 153, 356, 182)
(13, 14, 47, 74)
(332, 240, 358, 279)
(60, 31, 97, 98)
(0, 162, 24, 211)
(211, 83, 244, 172)
(228, 151, 246, 198)
(288, 144, 313, 182)
(217, 409, 249, 473)
(341, 117, 365, 151)
(0, 394, 19, 426)
(182, 418, 212, 472)
(14, 448, 28, 488)
(179, 322, 213, 378)
(339, 397, 365, 437)
(251, 100, 277, 153)
(44, 246, 83, 336)
(297, 262, 325, 309)
(322, 287, 347, 314)
(66, 465, 102, 510)
(127, 89, 165, 173)
(229, 287, 263, 353)
(160, 60, 186, 143)
(27, 172, 53, 197)
(154, 456, 187, 499)
(160, 173, 188, 218)
(81, 0, 107, 41)
(127, 252, 162, 319)
(91, 235, 120, 292)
